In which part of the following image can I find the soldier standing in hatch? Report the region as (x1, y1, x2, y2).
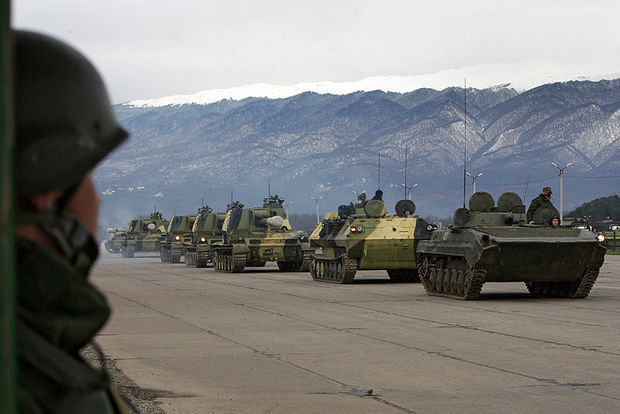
(527, 186, 559, 224)
(14, 31, 130, 413)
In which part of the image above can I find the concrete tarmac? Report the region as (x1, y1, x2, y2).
(91, 253, 620, 413)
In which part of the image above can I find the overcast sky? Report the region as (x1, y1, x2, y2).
(14, 0, 620, 103)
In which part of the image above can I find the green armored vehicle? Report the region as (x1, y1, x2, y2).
(104, 212, 168, 257)
(104, 228, 126, 253)
(416, 191, 607, 300)
(185, 205, 227, 268)
(308, 193, 434, 283)
(214, 196, 313, 273)
(160, 213, 197, 263)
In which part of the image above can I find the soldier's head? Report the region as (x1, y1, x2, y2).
(14, 30, 128, 270)
(542, 187, 552, 198)
(551, 216, 560, 227)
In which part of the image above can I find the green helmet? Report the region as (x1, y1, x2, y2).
(14, 30, 128, 196)
(542, 187, 552, 194)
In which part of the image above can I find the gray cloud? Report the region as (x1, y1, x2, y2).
(14, 0, 620, 102)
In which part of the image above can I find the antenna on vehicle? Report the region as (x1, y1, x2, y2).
(230, 191, 233, 204)
(268, 181, 271, 197)
(378, 153, 381, 190)
(463, 77, 467, 209)
(404, 148, 408, 200)
(523, 173, 530, 202)
(201, 195, 204, 207)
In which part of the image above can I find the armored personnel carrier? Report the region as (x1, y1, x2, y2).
(104, 212, 168, 257)
(160, 213, 197, 263)
(416, 192, 607, 300)
(308, 193, 434, 283)
(185, 205, 227, 268)
(213, 196, 313, 273)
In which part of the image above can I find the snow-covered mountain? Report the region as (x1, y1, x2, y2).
(97, 78, 620, 227)
(126, 62, 620, 107)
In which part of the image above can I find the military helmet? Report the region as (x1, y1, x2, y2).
(14, 30, 128, 196)
(542, 186, 552, 194)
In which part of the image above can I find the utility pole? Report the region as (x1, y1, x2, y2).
(551, 162, 573, 224)
(466, 172, 483, 194)
(310, 196, 324, 224)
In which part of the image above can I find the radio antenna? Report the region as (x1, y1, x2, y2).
(230, 191, 233, 204)
(268, 181, 271, 197)
(523, 173, 530, 202)
(463, 77, 467, 209)
(378, 153, 381, 190)
(404, 149, 408, 200)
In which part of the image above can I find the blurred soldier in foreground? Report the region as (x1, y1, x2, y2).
(527, 186, 559, 224)
(14, 30, 129, 413)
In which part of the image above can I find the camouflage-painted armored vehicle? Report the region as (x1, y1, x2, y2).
(104, 228, 126, 253)
(214, 196, 314, 273)
(308, 194, 434, 283)
(160, 213, 197, 263)
(104, 212, 168, 257)
(185, 205, 227, 268)
(416, 191, 607, 300)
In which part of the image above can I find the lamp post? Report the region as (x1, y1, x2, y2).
(551, 162, 573, 224)
(466, 172, 483, 194)
(310, 196, 324, 224)
(402, 183, 418, 200)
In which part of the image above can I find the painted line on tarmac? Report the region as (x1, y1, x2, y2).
(106, 290, 417, 414)
(235, 301, 620, 403)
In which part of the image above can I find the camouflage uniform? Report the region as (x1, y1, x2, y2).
(526, 194, 559, 223)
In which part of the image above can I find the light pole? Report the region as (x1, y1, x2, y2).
(285, 201, 293, 218)
(310, 196, 324, 224)
(466, 172, 483, 194)
(551, 162, 573, 224)
(402, 183, 418, 200)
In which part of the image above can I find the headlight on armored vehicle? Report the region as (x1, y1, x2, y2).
(597, 234, 606, 242)
(350, 226, 357, 232)
(174, 235, 181, 241)
(200, 237, 206, 242)
(350, 226, 363, 233)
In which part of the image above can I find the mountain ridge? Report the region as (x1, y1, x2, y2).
(97, 79, 620, 227)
